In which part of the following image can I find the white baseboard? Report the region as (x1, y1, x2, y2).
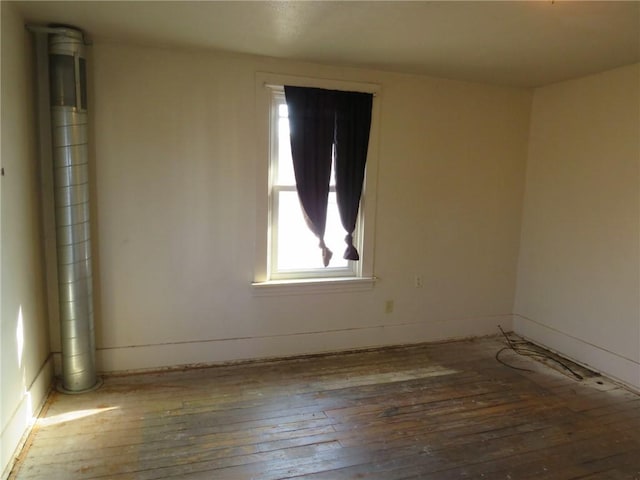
(1, 356, 53, 480)
(93, 315, 513, 373)
(513, 315, 640, 391)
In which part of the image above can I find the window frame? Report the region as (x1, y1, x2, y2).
(253, 73, 380, 292)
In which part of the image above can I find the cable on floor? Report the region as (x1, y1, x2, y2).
(496, 325, 583, 380)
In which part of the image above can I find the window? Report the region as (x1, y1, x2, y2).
(253, 74, 379, 291)
(269, 90, 356, 280)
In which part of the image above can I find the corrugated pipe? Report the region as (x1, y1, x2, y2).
(31, 25, 99, 393)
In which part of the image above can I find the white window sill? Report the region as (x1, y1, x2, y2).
(251, 276, 377, 296)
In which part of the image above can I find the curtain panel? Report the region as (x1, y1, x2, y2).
(284, 86, 373, 266)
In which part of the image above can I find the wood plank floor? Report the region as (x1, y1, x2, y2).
(9, 336, 640, 479)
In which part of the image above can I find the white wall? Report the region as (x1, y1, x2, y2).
(515, 64, 640, 390)
(79, 43, 532, 372)
(0, 3, 53, 478)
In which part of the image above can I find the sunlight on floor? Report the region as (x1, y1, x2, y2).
(38, 406, 119, 428)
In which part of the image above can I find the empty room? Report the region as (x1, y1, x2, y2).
(2, 1, 639, 478)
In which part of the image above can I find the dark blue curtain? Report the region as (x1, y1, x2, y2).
(334, 91, 373, 260)
(284, 86, 373, 266)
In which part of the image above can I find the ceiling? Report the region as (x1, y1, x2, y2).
(12, 1, 640, 88)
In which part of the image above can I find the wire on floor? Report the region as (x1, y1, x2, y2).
(495, 325, 583, 380)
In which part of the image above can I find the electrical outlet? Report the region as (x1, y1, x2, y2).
(384, 300, 394, 314)
(414, 275, 423, 288)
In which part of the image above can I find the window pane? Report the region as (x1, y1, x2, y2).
(277, 117, 295, 185)
(330, 156, 337, 186)
(276, 191, 348, 271)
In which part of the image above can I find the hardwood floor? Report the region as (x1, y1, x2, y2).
(10, 336, 640, 479)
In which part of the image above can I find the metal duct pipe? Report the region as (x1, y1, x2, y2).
(48, 27, 98, 392)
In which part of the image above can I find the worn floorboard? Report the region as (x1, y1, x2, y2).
(9, 337, 640, 479)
